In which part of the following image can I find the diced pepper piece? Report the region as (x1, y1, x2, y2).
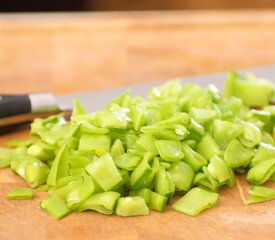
(172, 187, 219, 216)
(196, 173, 221, 192)
(77, 191, 121, 214)
(140, 157, 159, 190)
(131, 104, 147, 131)
(114, 153, 141, 171)
(247, 186, 275, 203)
(47, 144, 69, 186)
(68, 153, 91, 169)
(261, 132, 274, 145)
(213, 119, 243, 150)
(141, 125, 188, 141)
(250, 143, 275, 167)
(48, 179, 83, 200)
(238, 122, 261, 148)
(125, 134, 138, 149)
(36, 184, 51, 192)
(155, 140, 184, 162)
(72, 97, 86, 119)
(66, 176, 95, 209)
(167, 161, 194, 191)
(196, 134, 221, 161)
(115, 197, 149, 216)
(155, 166, 175, 202)
(129, 188, 151, 205)
(5, 139, 33, 148)
(188, 119, 205, 141)
(85, 153, 122, 191)
(110, 139, 125, 159)
(218, 96, 244, 120)
(25, 160, 49, 188)
(7, 188, 34, 200)
(224, 71, 274, 107)
(156, 113, 189, 127)
(79, 122, 109, 135)
(149, 191, 167, 212)
(0, 148, 12, 168)
(27, 142, 55, 162)
(96, 105, 130, 129)
(247, 158, 275, 185)
(134, 134, 158, 155)
(224, 139, 255, 168)
(78, 134, 111, 156)
(130, 152, 153, 190)
(148, 81, 182, 100)
(181, 143, 207, 172)
(189, 108, 217, 124)
(207, 156, 235, 187)
(130, 188, 167, 212)
(40, 195, 71, 220)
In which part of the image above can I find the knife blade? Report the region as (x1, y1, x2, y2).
(1, 64, 275, 132)
(57, 64, 275, 113)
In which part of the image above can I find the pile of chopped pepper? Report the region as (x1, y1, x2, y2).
(0, 71, 275, 219)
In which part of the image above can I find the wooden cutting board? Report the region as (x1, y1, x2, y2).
(1, 10, 275, 240)
(0, 129, 274, 240)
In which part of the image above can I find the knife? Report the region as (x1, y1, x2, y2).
(1, 65, 275, 133)
(0, 93, 71, 133)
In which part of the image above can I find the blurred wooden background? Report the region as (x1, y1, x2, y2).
(90, 0, 275, 11)
(1, 10, 275, 95)
(1, 0, 275, 11)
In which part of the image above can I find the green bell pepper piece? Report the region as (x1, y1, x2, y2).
(195, 134, 221, 161)
(85, 153, 122, 191)
(238, 122, 261, 148)
(40, 195, 71, 220)
(155, 166, 175, 202)
(250, 142, 275, 167)
(115, 197, 149, 216)
(7, 188, 34, 200)
(155, 140, 184, 162)
(213, 119, 243, 150)
(189, 108, 217, 124)
(72, 97, 86, 119)
(207, 156, 235, 187)
(172, 187, 219, 216)
(247, 158, 275, 185)
(77, 191, 121, 214)
(0, 148, 12, 168)
(247, 186, 275, 203)
(130, 188, 167, 212)
(181, 143, 207, 172)
(25, 160, 49, 188)
(66, 176, 95, 209)
(134, 134, 158, 155)
(130, 152, 154, 190)
(224, 71, 274, 107)
(114, 153, 141, 171)
(78, 134, 111, 156)
(47, 144, 69, 186)
(110, 139, 125, 160)
(27, 142, 55, 162)
(224, 139, 255, 168)
(167, 161, 194, 191)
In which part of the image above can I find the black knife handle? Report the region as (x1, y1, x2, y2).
(0, 94, 31, 118)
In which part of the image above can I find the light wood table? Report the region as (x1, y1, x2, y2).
(0, 10, 275, 240)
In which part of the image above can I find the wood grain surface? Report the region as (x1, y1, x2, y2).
(1, 10, 275, 94)
(0, 10, 275, 240)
